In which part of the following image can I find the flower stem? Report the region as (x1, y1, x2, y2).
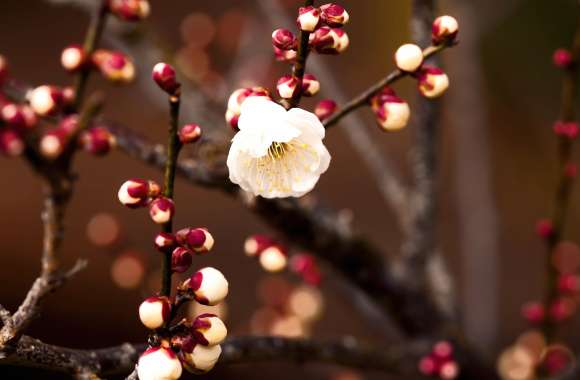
(323, 43, 449, 129)
(541, 13, 580, 341)
(160, 94, 182, 297)
(72, 0, 109, 111)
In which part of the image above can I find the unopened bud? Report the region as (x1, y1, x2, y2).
(192, 314, 227, 346)
(0, 129, 24, 156)
(297, 6, 320, 32)
(320, 3, 349, 27)
(181, 344, 222, 373)
(550, 298, 575, 322)
(310, 26, 348, 54)
(302, 74, 320, 96)
(553, 48, 573, 69)
(244, 234, 273, 257)
(154, 232, 177, 252)
(152, 62, 180, 96)
(274, 47, 298, 62)
(1, 104, 37, 129)
(433, 341, 454, 360)
(177, 227, 214, 253)
(189, 267, 228, 306)
(440, 361, 460, 380)
(149, 196, 175, 224)
(39, 130, 67, 160)
(536, 219, 553, 238)
(394, 43, 424, 72)
(138, 296, 171, 329)
(272, 28, 297, 50)
(521, 301, 545, 324)
(432, 15, 459, 45)
(370, 88, 410, 131)
(137, 347, 182, 380)
(80, 127, 116, 156)
(178, 123, 201, 144)
(290, 253, 322, 286)
(61, 45, 87, 72)
(558, 274, 580, 294)
(118, 178, 158, 208)
(417, 66, 449, 98)
(277, 75, 300, 99)
(109, 0, 150, 22)
(418, 356, 438, 376)
(314, 99, 337, 121)
(553, 121, 578, 139)
(28, 85, 64, 116)
(92, 50, 135, 83)
(259, 245, 288, 273)
(172, 247, 193, 273)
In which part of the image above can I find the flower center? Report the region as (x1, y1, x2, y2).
(267, 142, 289, 160)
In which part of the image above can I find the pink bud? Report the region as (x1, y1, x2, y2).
(320, 3, 349, 27)
(370, 88, 410, 131)
(181, 344, 222, 374)
(418, 356, 438, 376)
(1, 103, 37, 129)
(310, 26, 348, 54)
(314, 99, 337, 121)
(61, 44, 87, 72)
(177, 227, 214, 254)
(80, 127, 116, 156)
(432, 15, 459, 45)
(171, 247, 193, 273)
(0, 129, 24, 157)
(39, 130, 67, 160)
(395, 43, 424, 72)
(558, 274, 580, 294)
(259, 245, 288, 273)
(553, 121, 579, 139)
(154, 232, 177, 253)
(277, 75, 300, 99)
(108, 0, 150, 22)
(152, 62, 180, 95)
(138, 296, 171, 329)
(274, 47, 298, 62)
(191, 313, 228, 346)
(550, 298, 575, 322)
(189, 267, 229, 306)
(290, 253, 322, 286)
(432, 341, 454, 360)
(535, 219, 553, 238)
(521, 301, 545, 324)
(149, 196, 175, 224)
(137, 346, 182, 380)
(417, 66, 449, 98)
(301, 74, 320, 97)
(244, 234, 273, 257)
(118, 178, 158, 208)
(440, 361, 460, 380)
(297, 6, 320, 32)
(553, 48, 573, 69)
(178, 123, 202, 144)
(92, 50, 135, 83)
(272, 28, 297, 50)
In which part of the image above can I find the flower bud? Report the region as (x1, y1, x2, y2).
(61, 44, 87, 72)
(177, 227, 214, 253)
(440, 361, 459, 380)
(109, 0, 150, 22)
(28, 85, 64, 116)
(80, 127, 116, 156)
(272, 28, 297, 50)
(181, 344, 222, 373)
(149, 196, 175, 224)
(558, 274, 580, 294)
(320, 3, 349, 27)
(310, 26, 348, 54)
(190, 267, 229, 306)
(61, 87, 76, 106)
(178, 123, 202, 144)
(274, 47, 298, 62)
(536, 218, 553, 238)
(259, 245, 288, 273)
(172, 247, 193, 273)
(138, 296, 171, 329)
(521, 301, 545, 324)
(39, 130, 67, 160)
(1, 104, 37, 129)
(394, 43, 424, 72)
(297, 6, 320, 32)
(553, 48, 573, 69)
(152, 62, 180, 96)
(314, 99, 337, 121)
(419, 356, 438, 376)
(277, 75, 300, 99)
(191, 313, 227, 346)
(553, 121, 579, 139)
(417, 66, 449, 98)
(290, 253, 322, 286)
(433, 341, 453, 360)
(154, 232, 177, 253)
(92, 50, 135, 83)
(432, 15, 459, 45)
(225, 109, 239, 131)
(0, 129, 24, 157)
(244, 234, 273, 257)
(302, 74, 320, 97)
(137, 347, 182, 380)
(550, 298, 575, 322)
(370, 88, 410, 131)
(118, 178, 159, 208)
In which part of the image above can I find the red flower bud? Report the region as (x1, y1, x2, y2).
(277, 75, 300, 99)
(118, 178, 159, 208)
(178, 123, 202, 144)
(1, 103, 37, 129)
(314, 99, 337, 121)
(301, 74, 320, 97)
(108, 0, 150, 22)
(172, 247, 193, 273)
(553, 121, 578, 139)
(558, 274, 580, 294)
(274, 47, 298, 62)
(154, 232, 177, 253)
(297, 6, 320, 32)
(432, 15, 459, 45)
(92, 50, 135, 83)
(370, 87, 410, 131)
(535, 218, 554, 238)
(152, 62, 180, 95)
(310, 26, 348, 54)
(176, 227, 214, 253)
(521, 301, 545, 324)
(80, 127, 116, 156)
(320, 3, 349, 27)
(553, 48, 573, 69)
(271, 28, 297, 50)
(149, 196, 175, 224)
(417, 66, 449, 98)
(0, 129, 24, 157)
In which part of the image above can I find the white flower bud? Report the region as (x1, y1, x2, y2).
(190, 267, 229, 306)
(417, 66, 449, 98)
(28, 85, 63, 116)
(320, 3, 349, 26)
(259, 245, 288, 273)
(192, 314, 227, 346)
(149, 197, 175, 224)
(118, 179, 158, 208)
(302, 74, 320, 97)
(371, 88, 410, 131)
(176, 227, 214, 253)
(61, 45, 86, 72)
(297, 6, 320, 32)
(432, 15, 459, 45)
(394, 43, 424, 72)
(276, 75, 300, 99)
(139, 296, 171, 330)
(137, 347, 182, 380)
(39, 130, 66, 160)
(182, 344, 222, 373)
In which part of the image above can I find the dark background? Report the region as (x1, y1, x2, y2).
(1, 0, 579, 378)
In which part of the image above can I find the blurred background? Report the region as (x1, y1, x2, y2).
(1, 0, 580, 378)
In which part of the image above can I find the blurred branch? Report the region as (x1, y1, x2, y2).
(0, 335, 424, 377)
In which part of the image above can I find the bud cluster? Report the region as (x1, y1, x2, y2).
(225, 87, 271, 131)
(418, 341, 460, 379)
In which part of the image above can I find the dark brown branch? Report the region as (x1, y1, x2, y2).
(0, 335, 423, 377)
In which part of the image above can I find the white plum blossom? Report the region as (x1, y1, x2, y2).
(227, 97, 331, 198)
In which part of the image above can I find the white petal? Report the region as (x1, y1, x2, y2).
(238, 97, 286, 133)
(286, 107, 326, 139)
